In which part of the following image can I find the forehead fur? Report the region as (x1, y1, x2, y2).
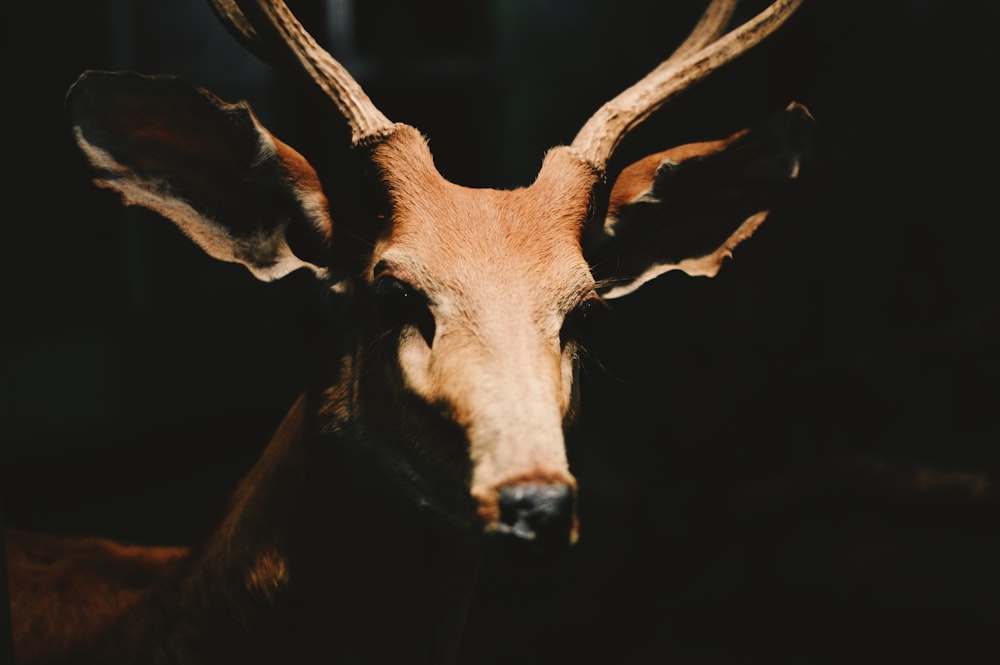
(369, 126, 599, 293)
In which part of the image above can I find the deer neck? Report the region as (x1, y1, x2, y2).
(110, 392, 483, 664)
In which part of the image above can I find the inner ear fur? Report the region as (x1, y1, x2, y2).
(67, 70, 334, 282)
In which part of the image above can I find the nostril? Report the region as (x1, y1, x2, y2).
(497, 483, 575, 547)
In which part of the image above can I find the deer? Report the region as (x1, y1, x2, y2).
(4, 0, 814, 663)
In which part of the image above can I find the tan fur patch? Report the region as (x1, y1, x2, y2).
(245, 548, 289, 601)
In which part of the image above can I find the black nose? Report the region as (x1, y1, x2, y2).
(497, 483, 576, 547)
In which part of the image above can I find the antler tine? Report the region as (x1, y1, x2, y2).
(570, 0, 805, 171)
(215, 0, 397, 146)
(207, 0, 279, 66)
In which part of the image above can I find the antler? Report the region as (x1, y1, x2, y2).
(208, 0, 396, 146)
(570, 0, 805, 171)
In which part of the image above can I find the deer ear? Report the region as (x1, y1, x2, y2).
(66, 70, 333, 282)
(585, 102, 815, 299)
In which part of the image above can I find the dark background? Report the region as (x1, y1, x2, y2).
(3, 1, 999, 663)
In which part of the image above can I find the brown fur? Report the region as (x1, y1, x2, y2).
(607, 134, 740, 221)
(6, 531, 189, 664)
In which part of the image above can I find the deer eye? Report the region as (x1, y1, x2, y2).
(560, 295, 607, 347)
(373, 275, 436, 346)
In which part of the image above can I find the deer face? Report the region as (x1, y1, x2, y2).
(349, 130, 601, 540)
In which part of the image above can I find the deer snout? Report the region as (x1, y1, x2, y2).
(495, 482, 577, 548)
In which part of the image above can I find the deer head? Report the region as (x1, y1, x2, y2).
(65, 0, 813, 548)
